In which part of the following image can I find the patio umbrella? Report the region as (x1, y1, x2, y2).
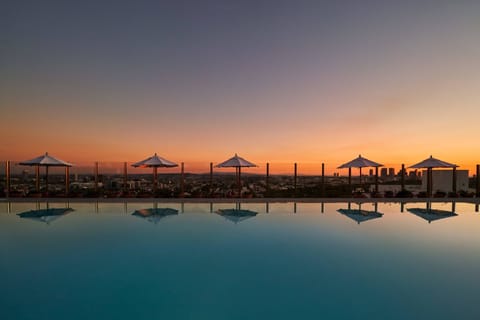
(132, 153, 178, 193)
(19, 152, 73, 195)
(215, 154, 257, 197)
(338, 155, 383, 191)
(409, 155, 457, 197)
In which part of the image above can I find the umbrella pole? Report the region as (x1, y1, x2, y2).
(348, 167, 352, 194)
(348, 167, 352, 185)
(238, 166, 241, 198)
(36, 165, 40, 192)
(153, 167, 158, 195)
(65, 166, 70, 196)
(427, 168, 432, 198)
(375, 167, 379, 194)
(45, 166, 49, 197)
(359, 167, 362, 187)
(452, 167, 457, 195)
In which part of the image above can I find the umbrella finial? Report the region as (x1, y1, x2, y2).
(45, 152, 49, 156)
(235, 153, 238, 157)
(359, 154, 361, 158)
(430, 155, 433, 158)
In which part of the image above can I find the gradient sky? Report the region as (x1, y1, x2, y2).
(1, 0, 480, 171)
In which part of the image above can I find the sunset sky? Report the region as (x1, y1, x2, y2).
(1, 1, 479, 172)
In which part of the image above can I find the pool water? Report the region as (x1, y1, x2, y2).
(1, 201, 480, 319)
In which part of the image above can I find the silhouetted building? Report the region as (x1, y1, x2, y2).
(388, 168, 395, 177)
(380, 168, 388, 177)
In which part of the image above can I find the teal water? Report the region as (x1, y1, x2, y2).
(1, 201, 480, 319)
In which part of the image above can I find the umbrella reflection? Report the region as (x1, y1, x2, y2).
(17, 207, 74, 225)
(407, 206, 457, 224)
(337, 203, 383, 224)
(131, 207, 178, 224)
(216, 208, 258, 224)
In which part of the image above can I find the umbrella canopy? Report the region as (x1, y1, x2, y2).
(19, 152, 72, 167)
(215, 154, 257, 168)
(131, 153, 178, 193)
(17, 208, 74, 225)
(409, 155, 457, 169)
(338, 155, 383, 169)
(19, 152, 73, 194)
(132, 153, 178, 168)
(216, 208, 258, 224)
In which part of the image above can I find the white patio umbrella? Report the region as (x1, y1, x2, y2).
(19, 152, 73, 195)
(409, 155, 457, 197)
(131, 153, 178, 193)
(338, 155, 383, 188)
(215, 154, 257, 197)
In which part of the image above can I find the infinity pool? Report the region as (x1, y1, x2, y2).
(1, 201, 480, 319)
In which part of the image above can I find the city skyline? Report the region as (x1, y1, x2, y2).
(2, 1, 480, 168)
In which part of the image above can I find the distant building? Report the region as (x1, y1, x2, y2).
(380, 168, 388, 177)
(421, 170, 469, 192)
(388, 168, 395, 177)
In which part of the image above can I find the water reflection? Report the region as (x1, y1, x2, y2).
(17, 207, 74, 225)
(215, 208, 258, 224)
(407, 202, 458, 223)
(3, 200, 479, 225)
(337, 202, 383, 224)
(131, 207, 178, 224)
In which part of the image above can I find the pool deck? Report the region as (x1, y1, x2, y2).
(1, 197, 479, 204)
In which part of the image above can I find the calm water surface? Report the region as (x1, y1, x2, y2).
(1, 201, 480, 319)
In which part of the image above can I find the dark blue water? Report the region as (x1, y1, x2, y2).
(1, 201, 479, 319)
